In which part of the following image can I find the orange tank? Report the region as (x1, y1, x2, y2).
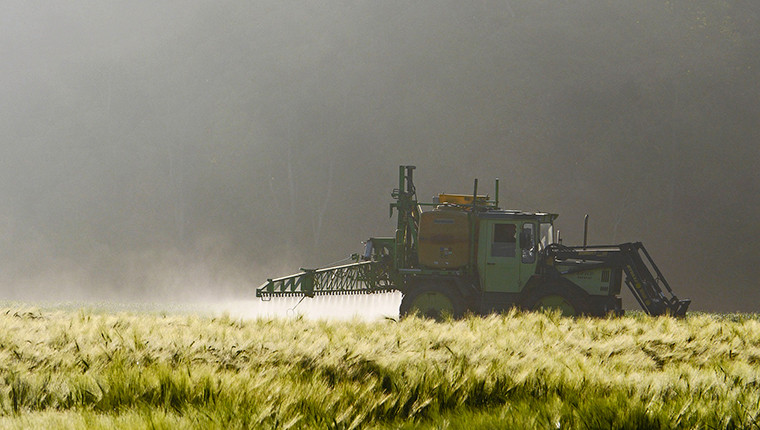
(418, 207, 471, 269)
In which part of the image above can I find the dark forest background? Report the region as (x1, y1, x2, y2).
(1, 0, 758, 311)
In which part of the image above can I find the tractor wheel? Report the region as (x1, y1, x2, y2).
(525, 285, 586, 317)
(399, 282, 465, 320)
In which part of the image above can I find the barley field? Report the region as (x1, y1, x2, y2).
(0, 305, 757, 429)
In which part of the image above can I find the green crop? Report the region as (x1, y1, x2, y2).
(0, 306, 758, 429)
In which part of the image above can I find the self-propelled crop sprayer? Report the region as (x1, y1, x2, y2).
(257, 165, 690, 318)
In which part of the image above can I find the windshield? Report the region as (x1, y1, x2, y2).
(539, 223, 554, 249)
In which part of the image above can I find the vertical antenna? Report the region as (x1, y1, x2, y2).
(494, 178, 499, 208)
(583, 214, 589, 249)
(469, 178, 479, 271)
(472, 178, 478, 207)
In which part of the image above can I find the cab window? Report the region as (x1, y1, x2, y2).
(491, 223, 516, 257)
(521, 223, 536, 263)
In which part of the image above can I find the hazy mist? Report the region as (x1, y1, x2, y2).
(2, 1, 758, 311)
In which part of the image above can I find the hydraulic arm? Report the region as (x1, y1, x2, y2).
(547, 242, 691, 316)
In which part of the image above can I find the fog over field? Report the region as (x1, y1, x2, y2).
(1, 1, 758, 312)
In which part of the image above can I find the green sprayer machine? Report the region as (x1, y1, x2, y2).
(257, 165, 690, 318)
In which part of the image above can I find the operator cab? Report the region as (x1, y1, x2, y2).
(477, 210, 557, 295)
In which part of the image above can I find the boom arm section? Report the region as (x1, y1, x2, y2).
(547, 242, 691, 316)
(256, 260, 396, 298)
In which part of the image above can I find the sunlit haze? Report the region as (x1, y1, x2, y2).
(1, 1, 758, 313)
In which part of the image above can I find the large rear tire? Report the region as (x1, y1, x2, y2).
(399, 282, 465, 320)
(525, 284, 586, 317)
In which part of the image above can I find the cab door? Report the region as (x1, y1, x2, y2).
(479, 220, 537, 293)
(480, 220, 520, 293)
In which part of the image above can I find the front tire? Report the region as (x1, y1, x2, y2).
(399, 282, 465, 320)
(525, 284, 586, 317)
